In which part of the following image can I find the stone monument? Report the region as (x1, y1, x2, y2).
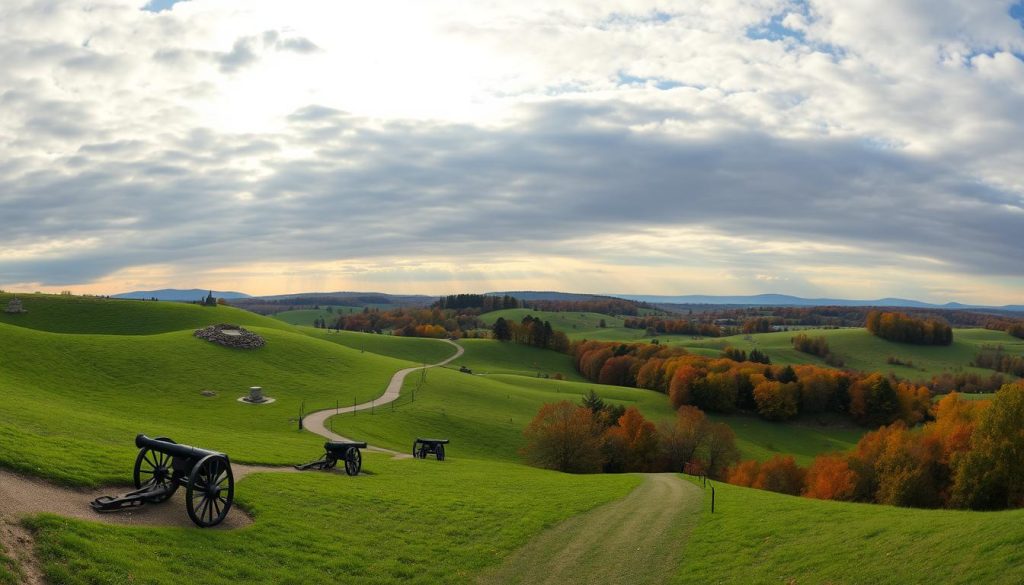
(4, 297, 26, 314)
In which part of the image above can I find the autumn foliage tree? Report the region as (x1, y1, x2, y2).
(521, 401, 605, 473)
(866, 310, 953, 345)
(523, 399, 738, 478)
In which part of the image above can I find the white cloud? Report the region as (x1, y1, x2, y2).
(0, 0, 1022, 303)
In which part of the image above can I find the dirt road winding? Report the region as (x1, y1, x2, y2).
(299, 338, 464, 453)
(476, 474, 704, 585)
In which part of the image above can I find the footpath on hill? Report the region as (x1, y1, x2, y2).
(0, 338, 464, 582)
(300, 339, 464, 453)
(476, 473, 703, 585)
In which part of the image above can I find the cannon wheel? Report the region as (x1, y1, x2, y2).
(133, 436, 179, 503)
(344, 447, 362, 476)
(412, 441, 421, 459)
(323, 453, 338, 470)
(435, 444, 445, 461)
(186, 454, 234, 527)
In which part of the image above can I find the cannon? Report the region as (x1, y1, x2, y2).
(295, 441, 366, 476)
(412, 438, 449, 461)
(90, 434, 235, 528)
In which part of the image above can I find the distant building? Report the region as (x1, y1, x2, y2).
(4, 296, 26, 314)
(203, 291, 217, 307)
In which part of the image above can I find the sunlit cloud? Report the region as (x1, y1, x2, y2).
(0, 0, 1022, 304)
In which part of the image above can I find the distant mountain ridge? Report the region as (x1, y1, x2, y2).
(612, 293, 1024, 311)
(113, 288, 251, 301)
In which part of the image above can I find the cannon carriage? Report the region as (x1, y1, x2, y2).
(295, 441, 366, 476)
(90, 434, 235, 528)
(412, 438, 449, 461)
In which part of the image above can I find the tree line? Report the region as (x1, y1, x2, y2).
(729, 384, 1024, 510)
(865, 310, 953, 345)
(973, 345, 1024, 377)
(434, 294, 520, 311)
(491, 315, 570, 352)
(623, 317, 725, 337)
(570, 340, 932, 426)
(331, 307, 484, 338)
(791, 333, 844, 366)
(525, 298, 649, 316)
(521, 392, 739, 478)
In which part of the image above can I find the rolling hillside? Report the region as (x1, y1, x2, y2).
(0, 293, 291, 335)
(668, 327, 1024, 379)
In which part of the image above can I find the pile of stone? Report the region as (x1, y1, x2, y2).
(193, 323, 266, 349)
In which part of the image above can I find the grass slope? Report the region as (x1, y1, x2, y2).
(29, 457, 640, 585)
(299, 328, 457, 364)
(0, 545, 15, 585)
(331, 368, 677, 461)
(709, 414, 862, 466)
(0, 321, 411, 486)
(479, 309, 636, 341)
(450, 339, 585, 381)
(678, 478, 1024, 584)
(0, 293, 292, 335)
(669, 327, 1023, 379)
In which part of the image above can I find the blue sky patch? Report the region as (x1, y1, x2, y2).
(142, 0, 187, 13)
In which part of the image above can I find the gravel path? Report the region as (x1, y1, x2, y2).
(476, 474, 704, 585)
(0, 464, 299, 584)
(300, 339, 464, 454)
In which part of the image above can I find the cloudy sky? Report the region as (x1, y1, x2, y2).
(1, 0, 1023, 303)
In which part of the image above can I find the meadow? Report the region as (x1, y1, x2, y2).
(677, 478, 1024, 584)
(667, 327, 1023, 379)
(1, 294, 1020, 584)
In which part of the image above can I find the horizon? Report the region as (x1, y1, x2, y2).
(2, 1, 1023, 304)
(9, 286, 1017, 308)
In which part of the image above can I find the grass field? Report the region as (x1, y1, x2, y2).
(0, 320, 413, 486)
(668, 327, 1024, 379)
(677, 478, 1024, 584)
(27, 456, 641, 585)
(2, 294, 1019, 584)
(709, 413, 862, 466)
(479, 309, 641, 341)
(270, 306, 362, 327)
(0, 544, 15, 585)
(0, 292, 292, 335)
(330, 368, 678, 461)
(300, 327, 458, 364)
(449, 339, 585, 381)
(332, 350, 861, 465)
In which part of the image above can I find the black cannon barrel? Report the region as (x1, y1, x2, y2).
(324, 441, 367, 452)
(135, 434, 223, 461)
(415, 438, 450, 444)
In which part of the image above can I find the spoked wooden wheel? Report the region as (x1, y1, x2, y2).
(344, 447, 362, 476)
(323, 454, 338, 470)
(186, 454, 234, 527)
(435, 444, 445, 461)
(412, 441, 421, 459)
(133, 436, 178, 503)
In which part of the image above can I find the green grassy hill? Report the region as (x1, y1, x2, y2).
(1, 294, 1018, 584)
(0, 292, 292, 335)
(678, 478, 1024, 584)
(0, 320, 412, 485)
(449, 339, 585, 381)
(334, 340, 861, 465)
(29, 457, 640, 585)
(300, 327, 458, 364)
(669, 327, 1023, 379)
(331, 368, 678, 461)
(480, 308, 639, 341)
